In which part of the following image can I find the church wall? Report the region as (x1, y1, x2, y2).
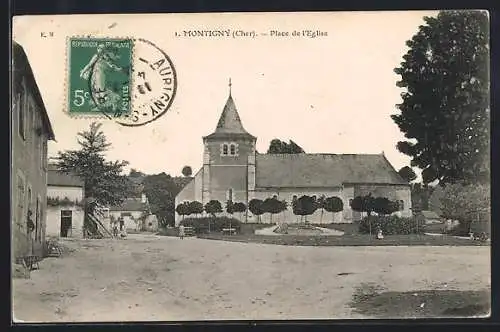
(175, 168, 203, 226)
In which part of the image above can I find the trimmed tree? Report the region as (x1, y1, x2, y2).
(248, 199, 265, 223)
(317, 195, 326, 223)
(324, 196, 344, 223)
(351, 193, 376, 236)
(175, 202, 189, 220)
(232, 202, 247, 221)
(262, 196, 283, 224)
(181, 165, 192, 177)
(293, 195, 318, 223)
(188, 201, 204, 218)
(204, 200, 222, 233)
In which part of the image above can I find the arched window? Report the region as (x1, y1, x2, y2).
(222, 143, 228, 155)
(230, 144, 236, 155)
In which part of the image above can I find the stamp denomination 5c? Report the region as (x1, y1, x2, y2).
(68, 38, 133, 117)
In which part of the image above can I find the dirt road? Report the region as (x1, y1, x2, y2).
(12, 234, 490, 322)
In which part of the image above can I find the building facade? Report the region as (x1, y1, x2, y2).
(109, 195, 151, 231)
(11, 42, 56, 260)
(175, 87, 412, 225)
(46, 165, 85, 238)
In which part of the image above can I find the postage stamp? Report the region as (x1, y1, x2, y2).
(67, 38, 133, 117)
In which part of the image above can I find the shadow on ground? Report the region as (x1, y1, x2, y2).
(349, 283, 490, 318)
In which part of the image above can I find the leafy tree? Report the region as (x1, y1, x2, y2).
(373, 197, 399, 216)
(440, 183, 490, 234)
(351, 193, 376, 235)
(262, 196, 284, 223)
(392, 10, 489, 185)
(188, 201, 204, 217)
(204, 200, 222, 232)
(129, 168, 146, 177)
(293, 195, 317, 223)
(175, 202, 190, 220)
(248, 199, 265, 223)
(226, 200, 235, 215)
(142, 172, 179, 227)
(316, 195, 326, 223)
(182, 165, 193, 177)
(398, 166, 417, 183)
(324, 196, 344, 222)
(267, 139, 305, 154)
(232, 202, 247, 220)
(55, 122, 132, 235)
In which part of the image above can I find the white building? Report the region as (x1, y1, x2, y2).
(46, 164, 85, 238)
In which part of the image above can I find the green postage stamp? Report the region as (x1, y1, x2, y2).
(67, 38, 133, 117)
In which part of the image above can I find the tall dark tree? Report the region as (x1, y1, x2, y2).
(267, 139, 305, 154)
(181, 165, 193, 177)
(398, 166, 417, 183)
(55, 122, 132, 234)
(392, 11, 489, 185)
(142, 172, 179, 227)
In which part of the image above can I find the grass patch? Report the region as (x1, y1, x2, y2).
(196, 233, 488, 247)
(349, 284, 490, 318)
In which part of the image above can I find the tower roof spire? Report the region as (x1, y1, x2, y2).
(203, 80, 256, 140)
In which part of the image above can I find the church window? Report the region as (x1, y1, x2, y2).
(221, 143, 229, 156)
(226, 188, 234, 202)
(230, 144, 236, 155)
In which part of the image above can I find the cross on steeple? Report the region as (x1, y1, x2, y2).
(229, 78, 232, 96)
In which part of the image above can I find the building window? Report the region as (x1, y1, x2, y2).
(18, 93, 25, 141)
(16, 173, 25, 228)
(35, 197, 41, 242)
(226, 188, 233, 202)
(221, 142, 238, 156)
(41, 140, 48, 171)
(399, 200, 404, 211)
(221, 143, 229, 156)
(349, 199, 353, 207)
(39, 204, 44, 241)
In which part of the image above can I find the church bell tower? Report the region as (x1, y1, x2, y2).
(201, 79, 256, 206)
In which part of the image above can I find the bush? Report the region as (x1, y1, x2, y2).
(182, 217, 241, 234)
(359, 215, 424, 235)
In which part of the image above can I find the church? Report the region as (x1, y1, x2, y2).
(175, 84, 412, 225)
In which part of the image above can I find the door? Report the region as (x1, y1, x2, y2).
(60, 210, 73, 237)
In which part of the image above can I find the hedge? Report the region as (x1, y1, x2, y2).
(181, 217, 241, 234)
(358, 215, 425, 235)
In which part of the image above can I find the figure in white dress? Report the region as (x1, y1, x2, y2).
(79, 44, 125, 111)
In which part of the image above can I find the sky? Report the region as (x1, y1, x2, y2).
(13, 11, 439, 177)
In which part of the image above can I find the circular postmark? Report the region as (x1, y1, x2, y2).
(88, 38, 177, 127)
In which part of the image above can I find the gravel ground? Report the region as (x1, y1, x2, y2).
(12, 234, 490, 322)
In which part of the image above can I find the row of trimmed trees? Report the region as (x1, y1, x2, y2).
(176, 193, 403, 225)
